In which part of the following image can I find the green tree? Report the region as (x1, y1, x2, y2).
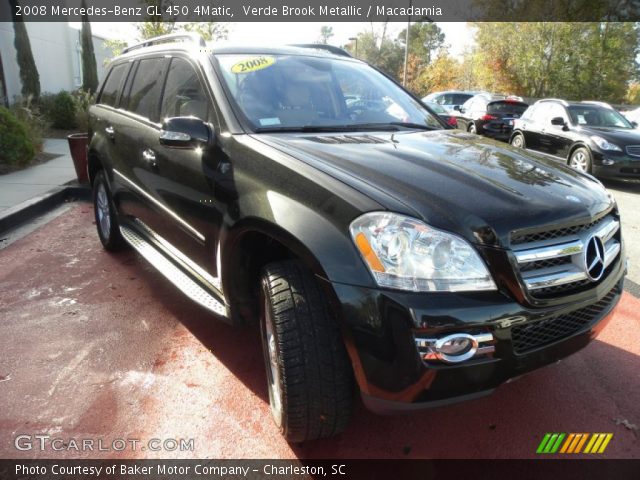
(349, 23, 404, 80)
(137, 0, 176, 40)
(397, 22, 445, 66)
(468, 22, 640, 102)
(80, 0, 99, 94)
(319, 26, 334, 44)
(9, 0, 40, 100)
(181, 22, 228, 42)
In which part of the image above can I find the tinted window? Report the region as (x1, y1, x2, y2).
(445, 93, 473, 105)
(99, 63, 128, 107)
(161, 58, 210, 121)
(487, 101, 529, 115)
(125, 58, 165, 122)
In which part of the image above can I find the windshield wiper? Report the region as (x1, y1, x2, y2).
(254, 122, 437, 133)
(254, 124, 400, 133)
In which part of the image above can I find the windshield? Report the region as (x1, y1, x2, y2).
(567, 105, 633, 129)
(215, 54, 443, 132)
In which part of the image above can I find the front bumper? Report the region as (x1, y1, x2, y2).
(593, 151, 640, 179)
(325, 255, 625, 413)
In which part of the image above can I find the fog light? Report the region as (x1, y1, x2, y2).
(415, 332, 495, 364)
(602, 159, 615, 166)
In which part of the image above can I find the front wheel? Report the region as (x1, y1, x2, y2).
(568, 147, 592, 173)
(260, 260, 353, 442)
(510, 132, 525, 149)
(468, 122, 477, 134)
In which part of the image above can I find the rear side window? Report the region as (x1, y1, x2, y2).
(99, 63, 128, 107)
(161, 57, 210, 121)
(125, 58, 165, 122)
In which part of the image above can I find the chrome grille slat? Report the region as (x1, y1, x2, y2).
(512, 214, 621, 297)
(625, 145, 640, 157)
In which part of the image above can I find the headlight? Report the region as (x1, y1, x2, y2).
(591, 136, 621, 151)
(349, 212, 496, 292)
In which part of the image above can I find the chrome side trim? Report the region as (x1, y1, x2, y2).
(120, 224, 227, 317)
(133, 218, 222, 291)
(113, 168, 205, 242)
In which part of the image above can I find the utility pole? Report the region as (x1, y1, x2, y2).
(348, 37, 358, 57)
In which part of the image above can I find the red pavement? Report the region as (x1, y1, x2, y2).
(0, 204, 638, 459)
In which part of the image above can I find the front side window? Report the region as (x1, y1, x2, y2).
(161, 57, 211, 122)
(215, 54, 442, 131)
(125, 58, 165, 122)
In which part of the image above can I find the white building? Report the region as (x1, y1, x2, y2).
(0, 22, 114, 105)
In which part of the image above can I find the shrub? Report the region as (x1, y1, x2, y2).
(47, 91, 77, 129)
(0, 106, 36, 169)
(11, 95, 44, 153)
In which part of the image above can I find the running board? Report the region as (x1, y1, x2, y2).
(119, 225, 228, 318)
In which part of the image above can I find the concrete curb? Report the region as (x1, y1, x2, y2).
(0, 183, 91, 234)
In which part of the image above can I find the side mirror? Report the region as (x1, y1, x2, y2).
(550, 116, 566, 126)
(453, 105, 462, 112)
(632, 121, 638, 128)
(159, 117, 211, 149)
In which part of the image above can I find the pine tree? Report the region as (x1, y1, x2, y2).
(9, 0, 40, 100)
(80, 0, 98, 94)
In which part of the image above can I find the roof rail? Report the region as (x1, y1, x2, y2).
(122, 33, 206, 54)
(289, 44, 352, 58)
(536, 98, 569, 106)
(581, 100, 613, 109)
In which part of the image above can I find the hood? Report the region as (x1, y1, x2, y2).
(253, 130, 613, 247)
(578, 126, 640, 145)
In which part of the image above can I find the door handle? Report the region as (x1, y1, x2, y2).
(105, 126, 115, 139)
(142, 149, 157, 169)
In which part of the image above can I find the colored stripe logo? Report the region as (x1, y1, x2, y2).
(536, 433, 613, 454)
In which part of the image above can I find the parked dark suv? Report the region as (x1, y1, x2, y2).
(456, 93, 529, 140)
(510, 99, 640, 178)
(89, 34, 626, 442)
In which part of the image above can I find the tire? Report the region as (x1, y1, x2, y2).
(259, 260, 353, 442)
(510, 132, 525, 149)
(568, 147, 592, 174)
(93, 170, 127, 251)
(468, 122, 477, 134)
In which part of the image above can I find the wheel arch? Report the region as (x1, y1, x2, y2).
(567, 142, 591, 162)
(221, 213, 373, 324)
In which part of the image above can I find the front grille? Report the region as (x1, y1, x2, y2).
(511, 215, 607, 245)
(625, 145, 640, 157)
(511, 284, 621, 354)
(511, 214, 621, 298)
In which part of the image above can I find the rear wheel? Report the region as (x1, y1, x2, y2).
(510, 132, 525, 148)
(568, 147, 592, 173)
(259, 260, 353, 442)
(93, 170, 126, 251)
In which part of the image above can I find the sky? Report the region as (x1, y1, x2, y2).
(83, 21, 476, 58)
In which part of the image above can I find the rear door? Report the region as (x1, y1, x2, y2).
(542, 103, 573, 158)
(111, 56, 169, 233)
(521, 103, 549, 153)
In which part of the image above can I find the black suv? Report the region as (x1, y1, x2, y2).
(88, 34, 626, 442)
(455, 93, 529, 140)
(510, 99, 640, 178)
